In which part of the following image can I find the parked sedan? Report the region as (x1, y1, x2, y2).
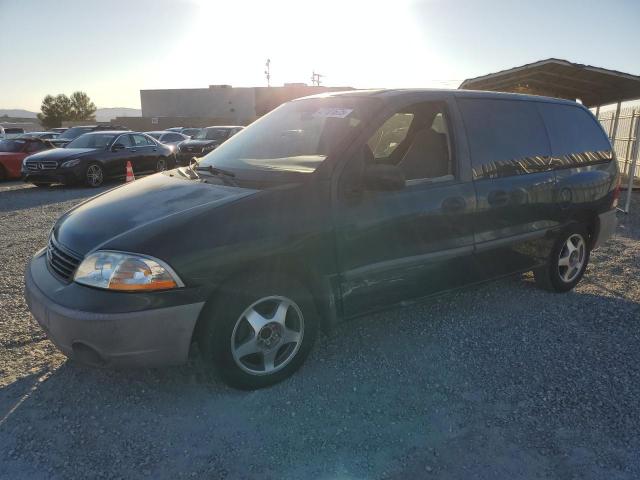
(166, 127, 202, 138)
(22, 131, 175, 187)
(49, 125, 130, 148)
(146, 131, 189, 148)
(18, 131, 61, 140)
(176, 126, 243, 164)
(0, 138, 53, 180)
(0, 127, 26, 139)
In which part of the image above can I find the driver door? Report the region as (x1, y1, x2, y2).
(107, 133, 134, 178)
(334, 98, 477, 317)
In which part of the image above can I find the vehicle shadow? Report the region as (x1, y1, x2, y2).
(1, 282, 639, 479)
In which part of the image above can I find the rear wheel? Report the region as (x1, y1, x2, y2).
(198, 274, 319, 389)
(85, 163, 104, 187)
(534, 225, 590, 292)
(156, 157, 167, 172)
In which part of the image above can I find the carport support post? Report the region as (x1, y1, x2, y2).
(623, 115, 640, 214)
(610, 101, 622, 146)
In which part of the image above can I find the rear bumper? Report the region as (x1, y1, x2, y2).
(25, 253, 205, 367)
(593, 209, 617, 249)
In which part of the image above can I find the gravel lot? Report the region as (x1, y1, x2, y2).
(1, 180, 639, 479)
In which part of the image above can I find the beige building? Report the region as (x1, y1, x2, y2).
(136, 83, 354, 129)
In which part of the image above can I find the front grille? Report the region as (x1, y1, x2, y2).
(46, 237, 82, 282)
(26, 160, 58, 171)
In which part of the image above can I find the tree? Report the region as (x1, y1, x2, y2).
(37, 91, 96, 128)
(70, 91, 96, 121)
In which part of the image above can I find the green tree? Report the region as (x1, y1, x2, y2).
(70, 91, 96, 121)
(37, 91, 96, 128)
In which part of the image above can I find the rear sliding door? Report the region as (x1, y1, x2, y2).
(457, 97, 561, 278)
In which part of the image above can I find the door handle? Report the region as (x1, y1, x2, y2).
(488, 190, 509, 207)
(131, 149, 137, 152)
(442, 196, 466, 212)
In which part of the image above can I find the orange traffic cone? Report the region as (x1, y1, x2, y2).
(125, 161, 135, 182)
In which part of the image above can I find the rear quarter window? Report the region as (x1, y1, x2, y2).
(458, 98, 551, 179)
(536, 103, 612, 157)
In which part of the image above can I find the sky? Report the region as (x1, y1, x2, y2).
(1, 0, 640, 111)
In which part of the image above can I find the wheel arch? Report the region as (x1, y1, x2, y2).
(191, 255, 339, 347)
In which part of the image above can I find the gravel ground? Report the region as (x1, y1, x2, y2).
(1, 180, 639, 479)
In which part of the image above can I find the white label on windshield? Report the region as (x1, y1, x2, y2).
(312, 108, 353, 119)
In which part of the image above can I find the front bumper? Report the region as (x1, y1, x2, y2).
(25, 251, 205, 367)
(592, 209, 618, 249)
(22, 166, 83, 185)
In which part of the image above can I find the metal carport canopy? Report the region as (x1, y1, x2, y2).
(459, 58, 640, 107)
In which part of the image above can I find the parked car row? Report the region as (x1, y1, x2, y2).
(21, 131, 175, 187)
(0, 123, 244, 186)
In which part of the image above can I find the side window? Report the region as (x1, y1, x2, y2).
(367, 113, 413, 159)
(366, 102, 453, 182)
(165, 133, 183, 142)
(537, 103, 612, 159)
(115, 134, 133, 148)
(459, 99, 551, 179)
(132, 134, 152, 146)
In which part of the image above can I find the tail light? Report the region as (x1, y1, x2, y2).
(612, 176, 621, 208)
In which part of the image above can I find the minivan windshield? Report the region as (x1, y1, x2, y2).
(199, 97, 379, 175)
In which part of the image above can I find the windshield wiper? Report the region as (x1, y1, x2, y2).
(195, 164, 237, 186)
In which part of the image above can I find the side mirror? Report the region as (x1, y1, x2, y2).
(112, 143, 125, 152)
(364, 163, 405, 191)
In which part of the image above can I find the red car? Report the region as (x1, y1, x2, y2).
(0, 138, 53, 180)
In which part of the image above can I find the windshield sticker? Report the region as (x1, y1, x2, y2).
(312, 108, 354, 119)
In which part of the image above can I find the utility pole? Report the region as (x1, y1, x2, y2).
(311, 71, 324, 87)
(264, 59, 271, 87)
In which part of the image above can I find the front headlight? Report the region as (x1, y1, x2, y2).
(73, 251, 184, 291)
(203, 144, 216, 151)
(60, 159, 81, 168)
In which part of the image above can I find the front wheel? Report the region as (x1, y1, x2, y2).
(85, 162, 104, 187)
(534, 225, 590, 292)
(198, 274, 319, 389)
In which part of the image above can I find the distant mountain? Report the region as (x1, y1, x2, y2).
(95, 108, 141, 122)
(0, 107, 142, 122)
(0, 109, 37, 118)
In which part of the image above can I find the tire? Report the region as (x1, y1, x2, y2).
(85, 162, 104, 187)
(156, 157, 167, 172)
(198, 274, 319, 390)
(534, 225, 590, 293)
(32, 182, 51, 188)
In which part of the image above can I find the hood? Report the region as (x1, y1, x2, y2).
(53, 172, 257, 255)
(25, 148, 96, 162)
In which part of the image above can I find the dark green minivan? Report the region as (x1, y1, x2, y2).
(25, 89, 619, 389)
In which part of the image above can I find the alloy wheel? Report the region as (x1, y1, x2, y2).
(230, 296, 304, 375)
(558, 233, 586, 283)
(156, 158, 167, 172)
(86, 164, 103, 187)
